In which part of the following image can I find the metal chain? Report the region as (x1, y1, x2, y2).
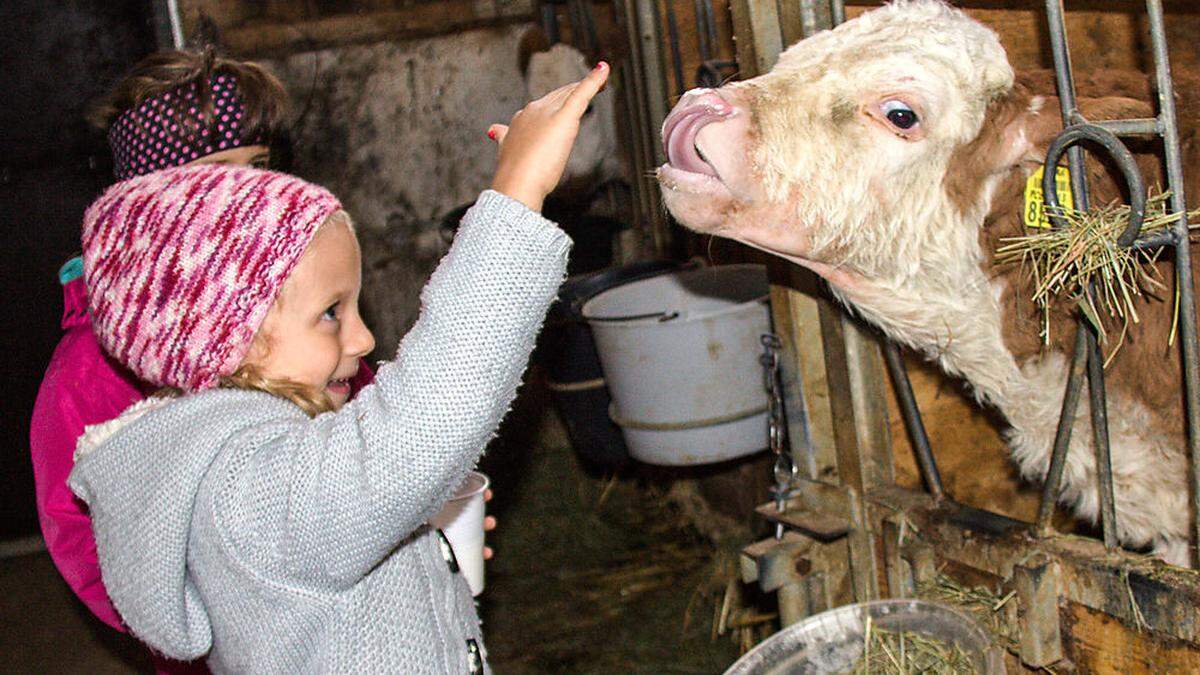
(761, 333, 796, 539)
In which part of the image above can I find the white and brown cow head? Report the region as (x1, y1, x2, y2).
(659, 0, 1032, 287)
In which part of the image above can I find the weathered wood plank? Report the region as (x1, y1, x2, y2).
(1063, 601, 1200, 674)
(189, 0, 536, 56)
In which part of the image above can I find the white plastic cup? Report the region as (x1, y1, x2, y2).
(430, 471, 490, 596)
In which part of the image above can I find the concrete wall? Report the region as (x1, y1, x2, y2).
(269, 26, 532, 354)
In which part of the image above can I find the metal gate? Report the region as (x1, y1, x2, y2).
(619, 0, 1200, 669)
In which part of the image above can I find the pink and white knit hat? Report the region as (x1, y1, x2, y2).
(82, 163, 342, 391)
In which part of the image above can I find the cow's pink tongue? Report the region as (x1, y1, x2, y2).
(662, 104, 733, 177)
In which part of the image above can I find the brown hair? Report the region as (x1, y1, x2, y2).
(89, 47, 288, 143)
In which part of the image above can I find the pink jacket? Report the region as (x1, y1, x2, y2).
(30, 270, 376, 635)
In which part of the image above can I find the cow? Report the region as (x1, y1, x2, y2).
(657, 0, 1200, 566)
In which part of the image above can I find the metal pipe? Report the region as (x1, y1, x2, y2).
(693, 0, 713, 63)
(1090, 118, 1161, 137)
(1085, 330, 1119, 549)
(1043, 0, 1119, 549)
(663, 1, 687, 97)
(881, 341, 944, 501)
(702, 0, 719, 61)
(543, 2, 561, 44)
(1146, 0, 1200, 567)
(1041, 123, 1146, 247)
(634, 0, 671, 166)
(1132, 229, 1180, 250)
(799, 0, 820, 38)
(829, 0, 845, 27)
(1037, 326, 1089, 534)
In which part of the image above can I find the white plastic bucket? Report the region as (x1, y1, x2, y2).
(581, 264, 770, 465)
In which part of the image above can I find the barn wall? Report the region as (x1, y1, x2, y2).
(261, 26, 533, 354)
(847, 1, 1200, 73)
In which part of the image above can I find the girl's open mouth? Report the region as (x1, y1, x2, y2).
(327, 378, 352, 397)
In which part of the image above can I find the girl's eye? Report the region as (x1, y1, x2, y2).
(881, 100, 919, 130)
(322, 304, 339, 321)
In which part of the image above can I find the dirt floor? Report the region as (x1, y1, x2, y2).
(476, 379, 751, 673)
(0, 378, 749, 673)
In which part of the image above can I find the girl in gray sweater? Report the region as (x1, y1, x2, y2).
(68, 64, 610, 674)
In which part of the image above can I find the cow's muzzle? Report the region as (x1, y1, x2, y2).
(662, 89, 737, 177)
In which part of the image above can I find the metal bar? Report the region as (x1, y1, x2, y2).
(634, 0, 671, 167)
(663, 0, 687, 97)
(542, 1, 561, 44)
(1146, 0, 1200, 569)
(1037, 325, 1089, 534)
(1089, 118, 1161, 137)
(617, 0, 658, 246)
(1132, 229, 1180, 250)
(702, 0, 720, 63)
(1085, 330, 1119, 549)
(881, 341, 943, 501)
(1042, 123, 1146, 246)
(799, 0, 821, 38)
(579, 0, 599, 54)
(829, 0, 845, 27)
(150, 0, 186, 50)
(693, 0, 713, 63)
(1044, 0, 1119, 550)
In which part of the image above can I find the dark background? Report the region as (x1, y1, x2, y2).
(0, 1, 155, 539)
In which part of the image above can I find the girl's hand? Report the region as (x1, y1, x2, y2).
(488, 62, 610, 212)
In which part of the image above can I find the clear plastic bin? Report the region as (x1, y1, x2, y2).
(725, 599, 1006, 674)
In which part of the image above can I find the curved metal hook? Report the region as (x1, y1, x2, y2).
(1042, 123, 1147, 248)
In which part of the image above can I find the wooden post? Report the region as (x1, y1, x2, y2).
(729, 0, 892, 603)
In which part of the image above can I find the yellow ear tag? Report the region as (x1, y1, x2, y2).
(1023, 165, 1073, 229)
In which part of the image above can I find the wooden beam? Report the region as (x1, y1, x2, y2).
(206, 1, 536, 57)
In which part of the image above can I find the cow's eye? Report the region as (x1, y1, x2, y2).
(882, 100, 919, 130)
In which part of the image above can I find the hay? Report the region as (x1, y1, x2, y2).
(842, 616, 979, 675)
(996, 189, 1200, 365)
(916, 573, 1017, 650)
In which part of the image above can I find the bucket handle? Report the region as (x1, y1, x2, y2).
(586, 310, 681, 323)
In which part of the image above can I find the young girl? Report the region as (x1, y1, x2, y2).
(28, 49, 306, 639)
(69, 63, 609, 672)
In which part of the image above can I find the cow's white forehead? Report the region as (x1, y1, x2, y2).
(775, 0, 1012, 108)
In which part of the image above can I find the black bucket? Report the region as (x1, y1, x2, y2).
(539, 260, 681, 468)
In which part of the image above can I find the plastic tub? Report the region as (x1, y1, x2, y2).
(725, 599, 1006, 674)
(581, 264, 770, 465)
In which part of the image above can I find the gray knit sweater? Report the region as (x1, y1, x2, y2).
(69, 190, 570, 674)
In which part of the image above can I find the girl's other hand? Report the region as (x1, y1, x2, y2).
(483, 488, 496, 560)
(488, 62, 610, 212)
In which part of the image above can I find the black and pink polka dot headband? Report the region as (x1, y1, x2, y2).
(107, 74, 266, 180)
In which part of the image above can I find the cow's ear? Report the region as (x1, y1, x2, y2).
(518, 27, 552, 77)
(944, 83, 1052, 216)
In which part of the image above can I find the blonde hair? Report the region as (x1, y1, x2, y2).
(220, 365, 336, 417)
